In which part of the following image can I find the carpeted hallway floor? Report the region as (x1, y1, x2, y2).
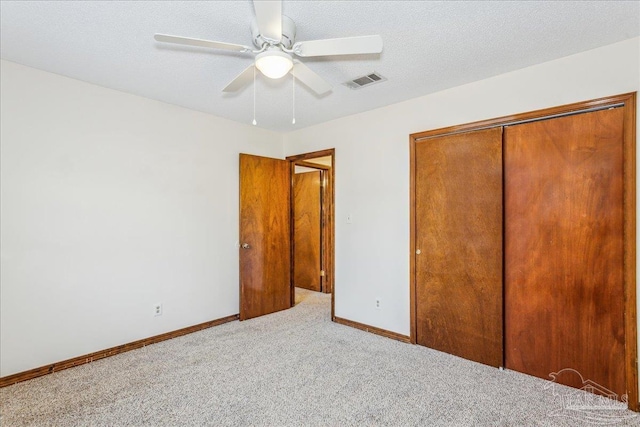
(1, 288, 638, 426)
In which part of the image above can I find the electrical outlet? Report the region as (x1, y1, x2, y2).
(154, 303, 162, 316)
(375, 298, 381, 309)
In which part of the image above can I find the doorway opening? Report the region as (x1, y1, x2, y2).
(286, 149, 335, 320)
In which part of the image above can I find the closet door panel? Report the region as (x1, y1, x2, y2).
(415, 127, 503, 367)
(504, 108, 625, 396)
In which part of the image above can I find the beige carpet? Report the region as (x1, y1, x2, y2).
(1, 288, 637, 426)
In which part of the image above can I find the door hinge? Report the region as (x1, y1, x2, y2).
(320, 270, 325, 277)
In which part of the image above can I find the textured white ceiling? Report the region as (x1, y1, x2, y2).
(1, 1, 638, 132)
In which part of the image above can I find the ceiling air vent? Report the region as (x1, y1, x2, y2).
(344, 72, 387, 90)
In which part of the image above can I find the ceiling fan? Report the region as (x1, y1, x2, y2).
(154, 0, 383, 96)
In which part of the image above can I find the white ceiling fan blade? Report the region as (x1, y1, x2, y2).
(253, 0, 282, 42)
(293, 35, 383, 57)
(154, 34, 252, 52)
(292, 62, 331, 96)
(223, 65, 255, 93)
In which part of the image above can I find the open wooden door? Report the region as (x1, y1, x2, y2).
(293, 170, 322, 292)
(239, 154, 291, 320)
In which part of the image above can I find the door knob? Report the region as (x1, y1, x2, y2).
(241, 243, 251, 249)
(416, 249, 421, 254)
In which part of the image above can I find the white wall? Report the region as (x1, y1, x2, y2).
(283, 37, 640, 337)
(0, 60, 283, 376)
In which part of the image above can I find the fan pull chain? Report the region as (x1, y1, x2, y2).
(292, 71, 296, 125)
(252, 66, 257, 126)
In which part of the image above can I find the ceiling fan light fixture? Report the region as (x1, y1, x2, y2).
(255, 50, 293, 79)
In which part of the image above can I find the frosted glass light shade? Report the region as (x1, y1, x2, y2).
(255, 51, 293, 79)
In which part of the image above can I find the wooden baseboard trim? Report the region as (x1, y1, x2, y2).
(333, 317, 411, 343)
(0, 313, 239, 388)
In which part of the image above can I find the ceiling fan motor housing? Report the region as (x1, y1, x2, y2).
(251, 15, 296, 49)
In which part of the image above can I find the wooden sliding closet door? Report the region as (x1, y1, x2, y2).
(504, 108, 625, 396)
(415, 127, 503, 367)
